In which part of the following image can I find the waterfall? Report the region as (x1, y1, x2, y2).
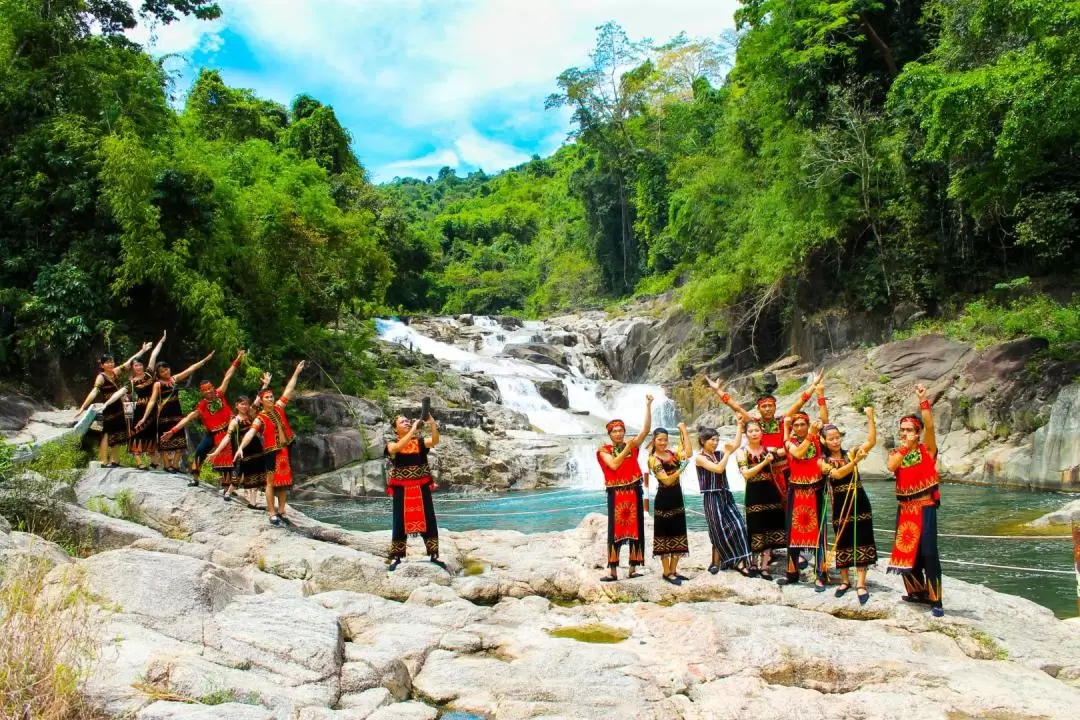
(376, 316, 743, 491)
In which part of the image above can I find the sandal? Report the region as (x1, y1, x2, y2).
(902, 593, 931, 605)
(758, 569, 773, 581)
(429, 557, 448, 571)
(628, 570, 642, 579)
(834, 583, 851, 598)
(857, 587, 870, 605)
(387, 558, 401, 572)
(674, 574, 690, 581)
(707, 565, 720, 575)
(599, 575, 618, 583)
(663, 575, 682, 586)
(736, 564, 754, 578)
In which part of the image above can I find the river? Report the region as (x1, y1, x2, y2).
(297, 316, 1078, 618)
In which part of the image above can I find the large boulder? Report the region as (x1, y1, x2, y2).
(534, 380, 569, 409)
(868, 334, 974, 384)
(499, 343, 568, 369)
(0, 392, 40, 432)
(291, 429, 370, 479)
(290, 392, 384, 428)
(599, 318, 652, 382)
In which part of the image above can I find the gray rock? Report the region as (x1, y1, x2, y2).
(297, 460, 388, 498)
(1028, 499, 1080, 527)
(534, 380, 569, 409)
(302, 687, 392, 717)
(499, 343, 567, 369)
(291, 429, 369, 479)
(137, 701, 275, 720)
(366, 703, 437, 720)
(0, 392, 40, 431)
(868, 334, 974, 384)
(599, 318, 652, 382)
(0, 512, 10, 534)
(290, 392, 384, 428)
(495, 315, 523, 330)
(56, 501, 164, 551)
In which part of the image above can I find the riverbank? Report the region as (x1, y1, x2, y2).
(4, 466, 1079, 719)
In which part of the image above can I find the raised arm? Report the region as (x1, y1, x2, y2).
(723, 421, 744, 454)
(916, 383, 936, 457)
(649, 454, 681, 487)
(423, 416, 440, 448)
(815, 380, 828, 424)
(858, 407, 877, 456)
(119, 341, 153, 372)
(218, 349, 246, 395)
(386, 419, 420, 457)
(147, 331, 166, 373)
(738, 448, 776, 480)
(785, 418, 821, 459)
(676, 422, 691, 461)
(599, 443, 637, 471)
(135, 382, 161, 429)
(278, 361, 305, 404)
(781, 368, 824, 418)
(163, 409, 200, 439)
(707, 376, 752, 423)
(174, 350, 215, 383)
(253, 372, 272, 408)
(629, 395, 654, 447)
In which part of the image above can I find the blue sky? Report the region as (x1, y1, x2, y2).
(129, 0, 740, 182)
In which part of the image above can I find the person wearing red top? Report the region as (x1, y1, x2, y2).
(779, 381, 830, 589)
(597, 395, 653, 582)
(163, 350, 246, 494)
(235, 361, 304, 526)
(886, 383, 944, 617)
(385, 412, 443, 571)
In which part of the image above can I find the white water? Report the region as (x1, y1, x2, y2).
(376, 317, 743, 491)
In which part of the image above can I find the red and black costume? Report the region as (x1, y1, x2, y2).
(887, 443, 942, 608)
(196, 390, 234, 473)
(257, 399, 295, 488)
(127, 371, 157, 455)
(784, 420, 827, 580)
(231, 415, 267, 489)
(597, 434, 646, 569)
(738, 447, 787, 553)
(155, 380, 187, 452)
(386, 437, 439, 559)
(648, 450, 689, 557)
(94, 371, 129, 446)
(754, 413, 788, 499)
(824, 451, 877, 569)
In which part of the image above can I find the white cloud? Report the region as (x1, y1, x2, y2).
(379, 148, 461, 178)
(126, 0, 740, 176)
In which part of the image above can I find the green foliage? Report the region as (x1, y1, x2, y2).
(851, 386, 875, 409)
(907, 292, 1080, 358)
(26, 435, 88, 483)
(777, 378, 805, 396)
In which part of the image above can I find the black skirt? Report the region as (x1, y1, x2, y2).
(653, 482, 689, 556)
(831, 477, 877, 568)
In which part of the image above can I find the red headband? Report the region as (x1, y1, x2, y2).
(756, 396, 776, 406)
(792, 412, 810, 423)
(199, 381, 214, 391)
(259, 388, 274, 398)
(606, 419, 625, 433)
(899, 415, 923, 431)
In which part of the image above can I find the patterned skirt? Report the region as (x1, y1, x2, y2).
(265, 447, 293, 488)
(702, 489, 751, 568)
(100, 402, 128, 447)
(745, 474, 787, 553)
(653, 483, 688, 556)
(831, 479, 877, 568)
(127, 397, 157, 454)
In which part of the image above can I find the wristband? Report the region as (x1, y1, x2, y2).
(919, 399, 931, 410)
(801, 391, 812, 402)
(816, 396, 827, 407)
(231, 360, 240, 368)
(720, 392, 731, 404)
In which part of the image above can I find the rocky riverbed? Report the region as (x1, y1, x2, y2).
(2, 466, 1079, 719)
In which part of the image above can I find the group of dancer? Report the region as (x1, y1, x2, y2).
(598, 376, 944, 617)
(75, 335, 306, 526)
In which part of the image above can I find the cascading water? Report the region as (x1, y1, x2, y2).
(376, 317, 743, 491)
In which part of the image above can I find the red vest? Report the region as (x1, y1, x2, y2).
(597, 444, 643, 488)
(196, 392, 233, 433)
(786, 435, 823, 485)
(756, 416, 785, 452)
(894, 443, 939, 501)
(258, 401, 295, 453)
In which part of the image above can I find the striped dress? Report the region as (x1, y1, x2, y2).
(697, 451, 751, 568)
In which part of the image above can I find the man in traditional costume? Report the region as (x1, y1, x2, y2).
(597, 395, 653, 582)
(886, 383, 944, 617)
(234, 361, 304, 526)
(161, 350, 246, 494)
(385, 412, 443, 571)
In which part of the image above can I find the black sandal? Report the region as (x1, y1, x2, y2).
(857, 587, 870, 605)
(387, 558, 401, 572)
(758, 569, 773, 581)
(599, 575, 618, 582)
(736, 564, 754, 578)
(707, 565, 720, 575)
(834, 583, 851, 598)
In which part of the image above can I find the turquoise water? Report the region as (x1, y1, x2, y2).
(295, 482, 1077, 618)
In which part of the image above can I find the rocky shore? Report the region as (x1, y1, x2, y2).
(2, 466, 1078, 719)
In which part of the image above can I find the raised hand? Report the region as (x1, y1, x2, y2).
(863, 406, 875, 417)
(645, 394, 654, 405)
(706, 376, 726, 392)
(295, 360, 306, 374)
(261, 371, 272, 387)
(141, 341, 153, 353)
(854, 447, 868, 462)
(915, 383, 928, 401)
(235, 349, 247, 362)
(810, 419, 822, 434)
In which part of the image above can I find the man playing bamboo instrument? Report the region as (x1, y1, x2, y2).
(597, 395, 653, 582)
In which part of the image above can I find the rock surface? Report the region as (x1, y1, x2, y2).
(10, 467, 1078, 719)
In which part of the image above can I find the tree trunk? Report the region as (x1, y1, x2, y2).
(861, 15, 899, 76)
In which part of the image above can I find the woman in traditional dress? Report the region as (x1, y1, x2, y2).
(134, 351, 215, 476)
(779, 380, 830, 588)
(886, 384, 944, 617)
(597, 395, 653, 582)
(696, 422, 753, 576)
(76, 342, 153, 467)
(235, 361, 304, 526)
(737, 419, 787, 580)
(127, 332, 166, 469)
(818, 407, 877, 605)
(161, 350, 246, 495)
(385, 412, 443, 570)
(648, 422, 691, 585)
(207, 393, 266, 508)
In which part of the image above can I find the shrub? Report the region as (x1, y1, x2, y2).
(0, 558, 103, 719)
(777, 377, 804, 396)
(851, 386, 874, 409)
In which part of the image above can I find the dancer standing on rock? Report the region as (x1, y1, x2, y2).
(708, 371, 823, 501)
(161, 350, 246, 495)
(648, 422, 691, 585)
(385, 412, 443, 571)
(207, 381, 271, 508)
(779, 381, 830, 588)
(737, 419, 787, 579)
(597, 395, 653, 582)
(234, 361, 304, 526)
(819, 408, 878, 605)
(133, 351, 214, 474)
(887, 384, 944, 617)
(696, 422, 754, 577)
(76, 342, 153, 467)
(127, 332, 166, 470)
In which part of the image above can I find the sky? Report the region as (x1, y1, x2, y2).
(128, 0, 740, 183)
